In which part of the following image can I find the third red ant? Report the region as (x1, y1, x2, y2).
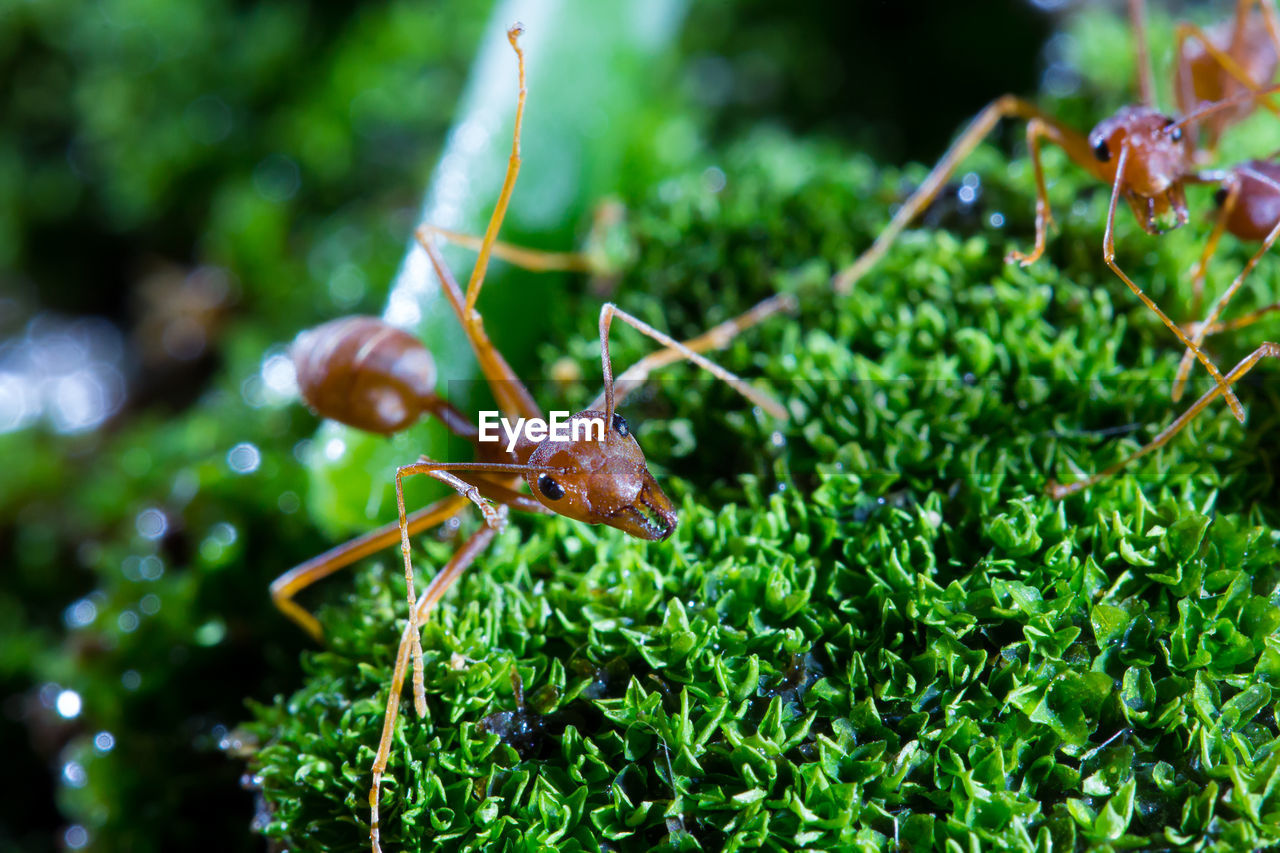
(832, 0, 1280, 428)
(271, 25, 793, 852)
(1173, 0, 1280, 158)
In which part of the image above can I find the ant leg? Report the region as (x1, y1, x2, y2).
(412, 26, 542, 422)
(416, 230, 541, 421)
(595, 292, 798, 410)
(1130, 0, 1156, 107)
(270, 495, 469, 642)
(1186, 175, 1241, 320)
(391, 459, 532, 720)
(1174, 178, 1244, 401)
(415, 231, 541, 421)
(1048, 342, 1280, 498)
(1102, 144, 1245, 423)
(832, 96, 1085, 292)
(1173, 24, 1200, 131)
(464, 25, 526, 318)
(1172, 15, 1280, 127)
(1260, 0, 1280, 58)
(1005, 119, 1059, 266)
(1007, 116, 1117, 265)
(416, 223, 594, 273)
(1200, 301, 1280, 337)
(1177, 191, 1280, 401)
(368, 515, 503, 853)
(593, 302, 789, 423)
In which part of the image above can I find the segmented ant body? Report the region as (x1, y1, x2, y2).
(832, 1, 1280, 427)
(271, 25, 791, 852)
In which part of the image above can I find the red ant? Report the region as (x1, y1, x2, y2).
(1047, 5, 1280, 496)
(1173, 0, 1280, 158)
(271, 25, 793, 852)
(832, 0, 1280, 428)
(1050, 170, 1280, 497)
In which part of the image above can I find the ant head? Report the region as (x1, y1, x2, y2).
(1088, 106, 1190, 198)
(1088, 106, 1192, 233)
(524, 409, 677, 541)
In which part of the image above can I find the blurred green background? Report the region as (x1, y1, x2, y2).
(4, 0, 1206, 849)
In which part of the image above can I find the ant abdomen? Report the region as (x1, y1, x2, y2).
(291, 316, 438, 434)
(1224, 160, 1280, 241)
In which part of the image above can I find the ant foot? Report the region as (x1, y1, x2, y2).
(1045, 479, 1081, 500)
(1004, 248, 1042, 267)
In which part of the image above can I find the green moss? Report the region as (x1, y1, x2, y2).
(245, 90, 1280, 851)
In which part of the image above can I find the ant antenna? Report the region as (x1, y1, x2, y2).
(596, 302, 789, 426)
(1169, 81, 1280, 132)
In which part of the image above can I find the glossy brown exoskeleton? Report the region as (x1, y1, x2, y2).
(272, 24, 793, 853)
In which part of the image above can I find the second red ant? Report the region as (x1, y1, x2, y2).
(833, 0, 1280, 428)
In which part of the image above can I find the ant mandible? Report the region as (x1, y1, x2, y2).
(832, 0, 1280, 426)
(272, 25, 793, 853)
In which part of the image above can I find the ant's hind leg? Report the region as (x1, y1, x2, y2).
(368, 518, 502, 853)
(1049, 342, 1280, 498)
(462, 25, 527, 318)
(269, 495, 470, 642)
(411, 26, 542, 422)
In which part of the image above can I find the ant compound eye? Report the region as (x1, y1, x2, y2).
(537, 474, 565, 501)
(1092, 139, 1111, 162)
(611, 412, 629, 437)
(1163, 119, 1183, 142)
(1214, 186, 1229, 207)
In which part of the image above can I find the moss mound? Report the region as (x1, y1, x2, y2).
(247, 122, 1280, 851)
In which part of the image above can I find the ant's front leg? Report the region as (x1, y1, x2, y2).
(368, 512, 505, 853)
(391, 458, 538, 720)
